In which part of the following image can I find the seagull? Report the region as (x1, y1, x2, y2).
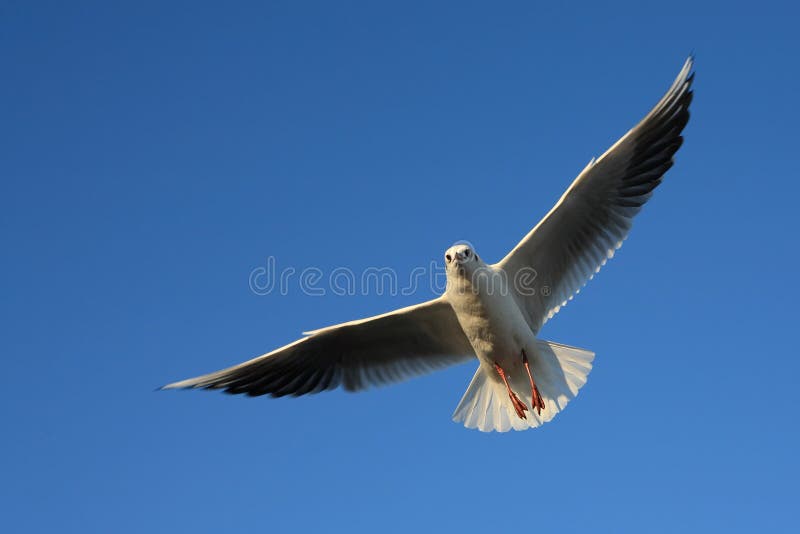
(163, 57, 694, 432)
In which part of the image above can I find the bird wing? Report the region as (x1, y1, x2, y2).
(496, 57, 694, 334)
(161, 296, 475, 396)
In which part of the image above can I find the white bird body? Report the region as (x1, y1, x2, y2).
(163, 57, 694, 432)
(445, 258, 535, 378)
(442, 245, 594, 431)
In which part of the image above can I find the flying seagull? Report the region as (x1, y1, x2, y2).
(163, 57, 694, 432)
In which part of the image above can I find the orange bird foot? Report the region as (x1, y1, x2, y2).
(493, 361, 528, 420)
(522, 349, 546, 415)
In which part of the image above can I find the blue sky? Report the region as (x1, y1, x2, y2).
(2, 1, 799, 532)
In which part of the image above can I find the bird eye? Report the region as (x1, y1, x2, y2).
(464, 250, 470, 257)
(445, 254, 452, 263)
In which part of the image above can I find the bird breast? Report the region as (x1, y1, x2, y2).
(446, 267, 533, 365)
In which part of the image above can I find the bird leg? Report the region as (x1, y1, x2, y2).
(522, 349, 545, 415)
(493, 361, 528, 420)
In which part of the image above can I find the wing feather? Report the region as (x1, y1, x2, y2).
(162, 297, 475, 396)
(496, 57, 694, 333)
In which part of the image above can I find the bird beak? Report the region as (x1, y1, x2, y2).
(454, 252, 465, 262)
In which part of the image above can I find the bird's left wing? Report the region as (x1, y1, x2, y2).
(161, 296, 475, 397)
(496, 57, 694, 334)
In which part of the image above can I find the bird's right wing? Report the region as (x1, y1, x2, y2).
(162, 296, 475, 397)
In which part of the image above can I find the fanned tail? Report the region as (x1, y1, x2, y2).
(451, 340, 594, 432)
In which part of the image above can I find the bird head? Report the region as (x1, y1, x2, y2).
(444, 242, 483, 278)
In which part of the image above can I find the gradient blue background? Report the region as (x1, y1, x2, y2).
(3, 1, 798, 532)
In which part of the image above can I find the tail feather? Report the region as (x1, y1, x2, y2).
(452, 340, 594, 432)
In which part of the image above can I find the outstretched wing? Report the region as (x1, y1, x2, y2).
(496, 57, 694, 333)
(161, 297, 474, 397)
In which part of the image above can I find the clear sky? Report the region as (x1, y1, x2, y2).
(3, 1, 799, 532)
